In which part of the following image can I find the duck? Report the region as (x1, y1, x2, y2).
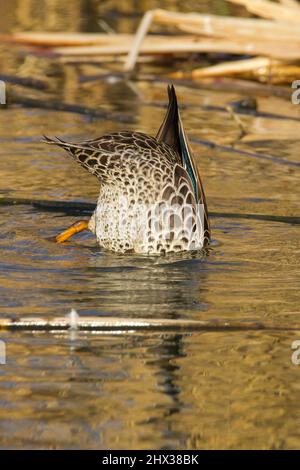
(43, 85, 210, 254)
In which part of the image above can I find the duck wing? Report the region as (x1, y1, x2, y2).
(156, 85, 210, 242)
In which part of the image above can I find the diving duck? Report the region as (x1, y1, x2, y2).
(43, 85, 210, 254)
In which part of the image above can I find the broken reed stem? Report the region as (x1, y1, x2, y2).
(170, 55, 300, 84)
(279, 0, 300, 9)
(3, 8, 300, 73)
(153, 9, 300, 40)
(170, 57, 277, 79)
(121, 7, 300, 72)
(0, 316, 299, 332)
(228, 0, 300, 22)
(123, 9, 156, 72)
(2, 6, 300, 83)
(52, 38, 300, 61)
(0, 32, 134, 46)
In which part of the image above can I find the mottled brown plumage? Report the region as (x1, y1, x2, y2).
(43, 85, 210, 254)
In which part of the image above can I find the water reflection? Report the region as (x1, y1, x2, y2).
(1, 328, 300, 449)
(0, 204, 210, 318)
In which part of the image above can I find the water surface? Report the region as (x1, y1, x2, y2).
(0, 0, 299, 450)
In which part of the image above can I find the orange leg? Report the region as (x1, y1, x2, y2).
(55, 220, 89, 243)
